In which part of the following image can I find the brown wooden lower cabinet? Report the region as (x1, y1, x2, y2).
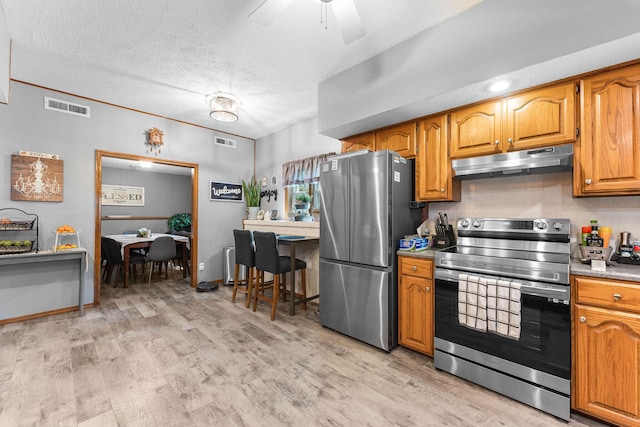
(572, 275, 640, 427)
(398, 256, 433, 356)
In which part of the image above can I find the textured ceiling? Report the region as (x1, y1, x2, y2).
(0, 0, 481, 140)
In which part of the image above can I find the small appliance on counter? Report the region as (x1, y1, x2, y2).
(611, 231, 640, 264)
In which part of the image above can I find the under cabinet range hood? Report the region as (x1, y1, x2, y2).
(452, 144, 574, 180)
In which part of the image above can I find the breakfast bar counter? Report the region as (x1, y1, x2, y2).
(243, 220, 320, 307)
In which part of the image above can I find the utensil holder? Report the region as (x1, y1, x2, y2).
(433, 225, 456, 249)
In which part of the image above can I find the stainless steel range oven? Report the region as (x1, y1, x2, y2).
(434, 218, 571, 421)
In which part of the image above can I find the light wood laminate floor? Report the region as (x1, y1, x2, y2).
(0, 278, 605, 427)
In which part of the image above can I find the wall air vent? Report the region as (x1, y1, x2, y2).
(215, 136, 236, 148)
(43, 96, 91, 118)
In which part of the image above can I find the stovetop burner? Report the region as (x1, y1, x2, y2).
(435, 217, 571, 286)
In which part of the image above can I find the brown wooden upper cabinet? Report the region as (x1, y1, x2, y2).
(416, 114, 460, 201)
(341, 132, 375, 153)
(575, 64, 640, 196)
(450, 82, 577, 159)
(376, 122, 417, 159)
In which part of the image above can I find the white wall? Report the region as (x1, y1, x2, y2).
(255, 116, 341, 216)
(318, 1, 640, 139)
(0, 82, 255, 305)
(0, 8, 8, 104)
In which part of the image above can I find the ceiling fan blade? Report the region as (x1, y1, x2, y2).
(331, 0, 365, 44)
(248, 0, 295, 25)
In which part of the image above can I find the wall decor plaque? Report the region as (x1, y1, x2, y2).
(11, 154, 64, 202)
(210, 181, 243, 202)
(101, 184, 145, 206)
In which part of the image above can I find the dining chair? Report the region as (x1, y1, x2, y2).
(252, 231, 307, 321)
(144, 236, 177, 284)
(232, 229, 255, 308)
(101, 236, 145, 287)
(170, 231, 191, 277)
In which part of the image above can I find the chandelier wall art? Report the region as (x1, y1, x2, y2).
(11, 152, 64, 202)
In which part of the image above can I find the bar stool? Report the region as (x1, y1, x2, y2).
(232, 229, 256, 308)
(252, 231, 307, 321)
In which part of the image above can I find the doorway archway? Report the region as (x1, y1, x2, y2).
(94, 150, 198, 304)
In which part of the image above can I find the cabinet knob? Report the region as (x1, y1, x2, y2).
(495, 140, 500, 146)
(585, 179, 592, 185)
(440, 188, 445, 193)
(508, 138, 513, 145)
(613, 293, 622, 301)
(412, 266, 417, 271)
(425, 286, 430, 292)
(579, 316, 586, 323)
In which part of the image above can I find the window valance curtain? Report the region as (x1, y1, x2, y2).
(282, 152, 336, 187)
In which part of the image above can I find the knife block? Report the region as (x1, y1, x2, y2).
(432, 225, 456, 249)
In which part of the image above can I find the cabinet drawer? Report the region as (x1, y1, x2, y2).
(400, 257, 433, 278)
(575, 276, 640, 312)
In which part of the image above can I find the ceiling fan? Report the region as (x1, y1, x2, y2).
(249, 0, 365, 44)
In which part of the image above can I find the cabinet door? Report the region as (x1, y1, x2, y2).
(416, 115, 460, 201)
(376, 122, 417, 158)
(505, 82, 576, 151)
(578, 66, 640, 195)
(574, 304, 640, 426)
(341, 132, 375, 153)
(450, 100, 503, 158)
(398, 270, 433, 355)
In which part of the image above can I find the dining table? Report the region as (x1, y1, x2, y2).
(277, 235, 319, 316)
(105, 233, 190, 287)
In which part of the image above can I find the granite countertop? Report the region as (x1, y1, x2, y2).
(396, 249, 438, 259)
(570, 258, 640, 283)
(398, 249, 640, 283)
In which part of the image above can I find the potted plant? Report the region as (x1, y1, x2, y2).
(242, 176, 261, 219)
(294, 192, 312, 210)
(167, 212, 191, 232)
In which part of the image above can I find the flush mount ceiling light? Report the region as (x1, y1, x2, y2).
(207, 93, 240, 122)
(487, 80, 512, 93)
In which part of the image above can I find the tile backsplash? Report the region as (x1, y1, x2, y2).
(428, 171, 640, 251)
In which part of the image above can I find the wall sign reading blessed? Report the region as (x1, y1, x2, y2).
(102, 184, 145, 206)
(210, 181, 243, 202)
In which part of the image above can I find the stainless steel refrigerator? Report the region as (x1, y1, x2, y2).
(319, 149, 414, 351)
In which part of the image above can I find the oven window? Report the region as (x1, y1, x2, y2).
(435, 278, 570, 379)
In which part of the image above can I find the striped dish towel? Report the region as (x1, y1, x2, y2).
(458, 273, 487, 332)
(493, 279, 521, 340)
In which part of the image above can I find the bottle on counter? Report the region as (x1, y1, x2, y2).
(586, 220, 603, 247)
(598, 226, 612, 248)
(581, 226, 592, 246)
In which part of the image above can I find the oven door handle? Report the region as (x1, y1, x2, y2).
(435, 268, 570, 301)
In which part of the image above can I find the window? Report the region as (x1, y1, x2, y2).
(281, 152, 335, 219)
(284, 183, 320, 217)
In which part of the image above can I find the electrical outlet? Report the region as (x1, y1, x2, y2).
(199, 263, 205, 271)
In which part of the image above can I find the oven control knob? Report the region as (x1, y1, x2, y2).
(460, 220, 469, 228)
(553, 222, 564, 231)
(472, 220, 481, 228)
(536, 221, 547, 230)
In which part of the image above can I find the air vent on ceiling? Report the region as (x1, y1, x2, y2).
(44, 96, 91, 118)
(215, 136, 236, 148)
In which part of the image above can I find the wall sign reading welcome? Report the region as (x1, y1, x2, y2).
(102, 184, 145, 206)
(210, 181, 243, 202)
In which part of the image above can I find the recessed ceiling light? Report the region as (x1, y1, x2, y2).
(488, 80, 511, 93)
